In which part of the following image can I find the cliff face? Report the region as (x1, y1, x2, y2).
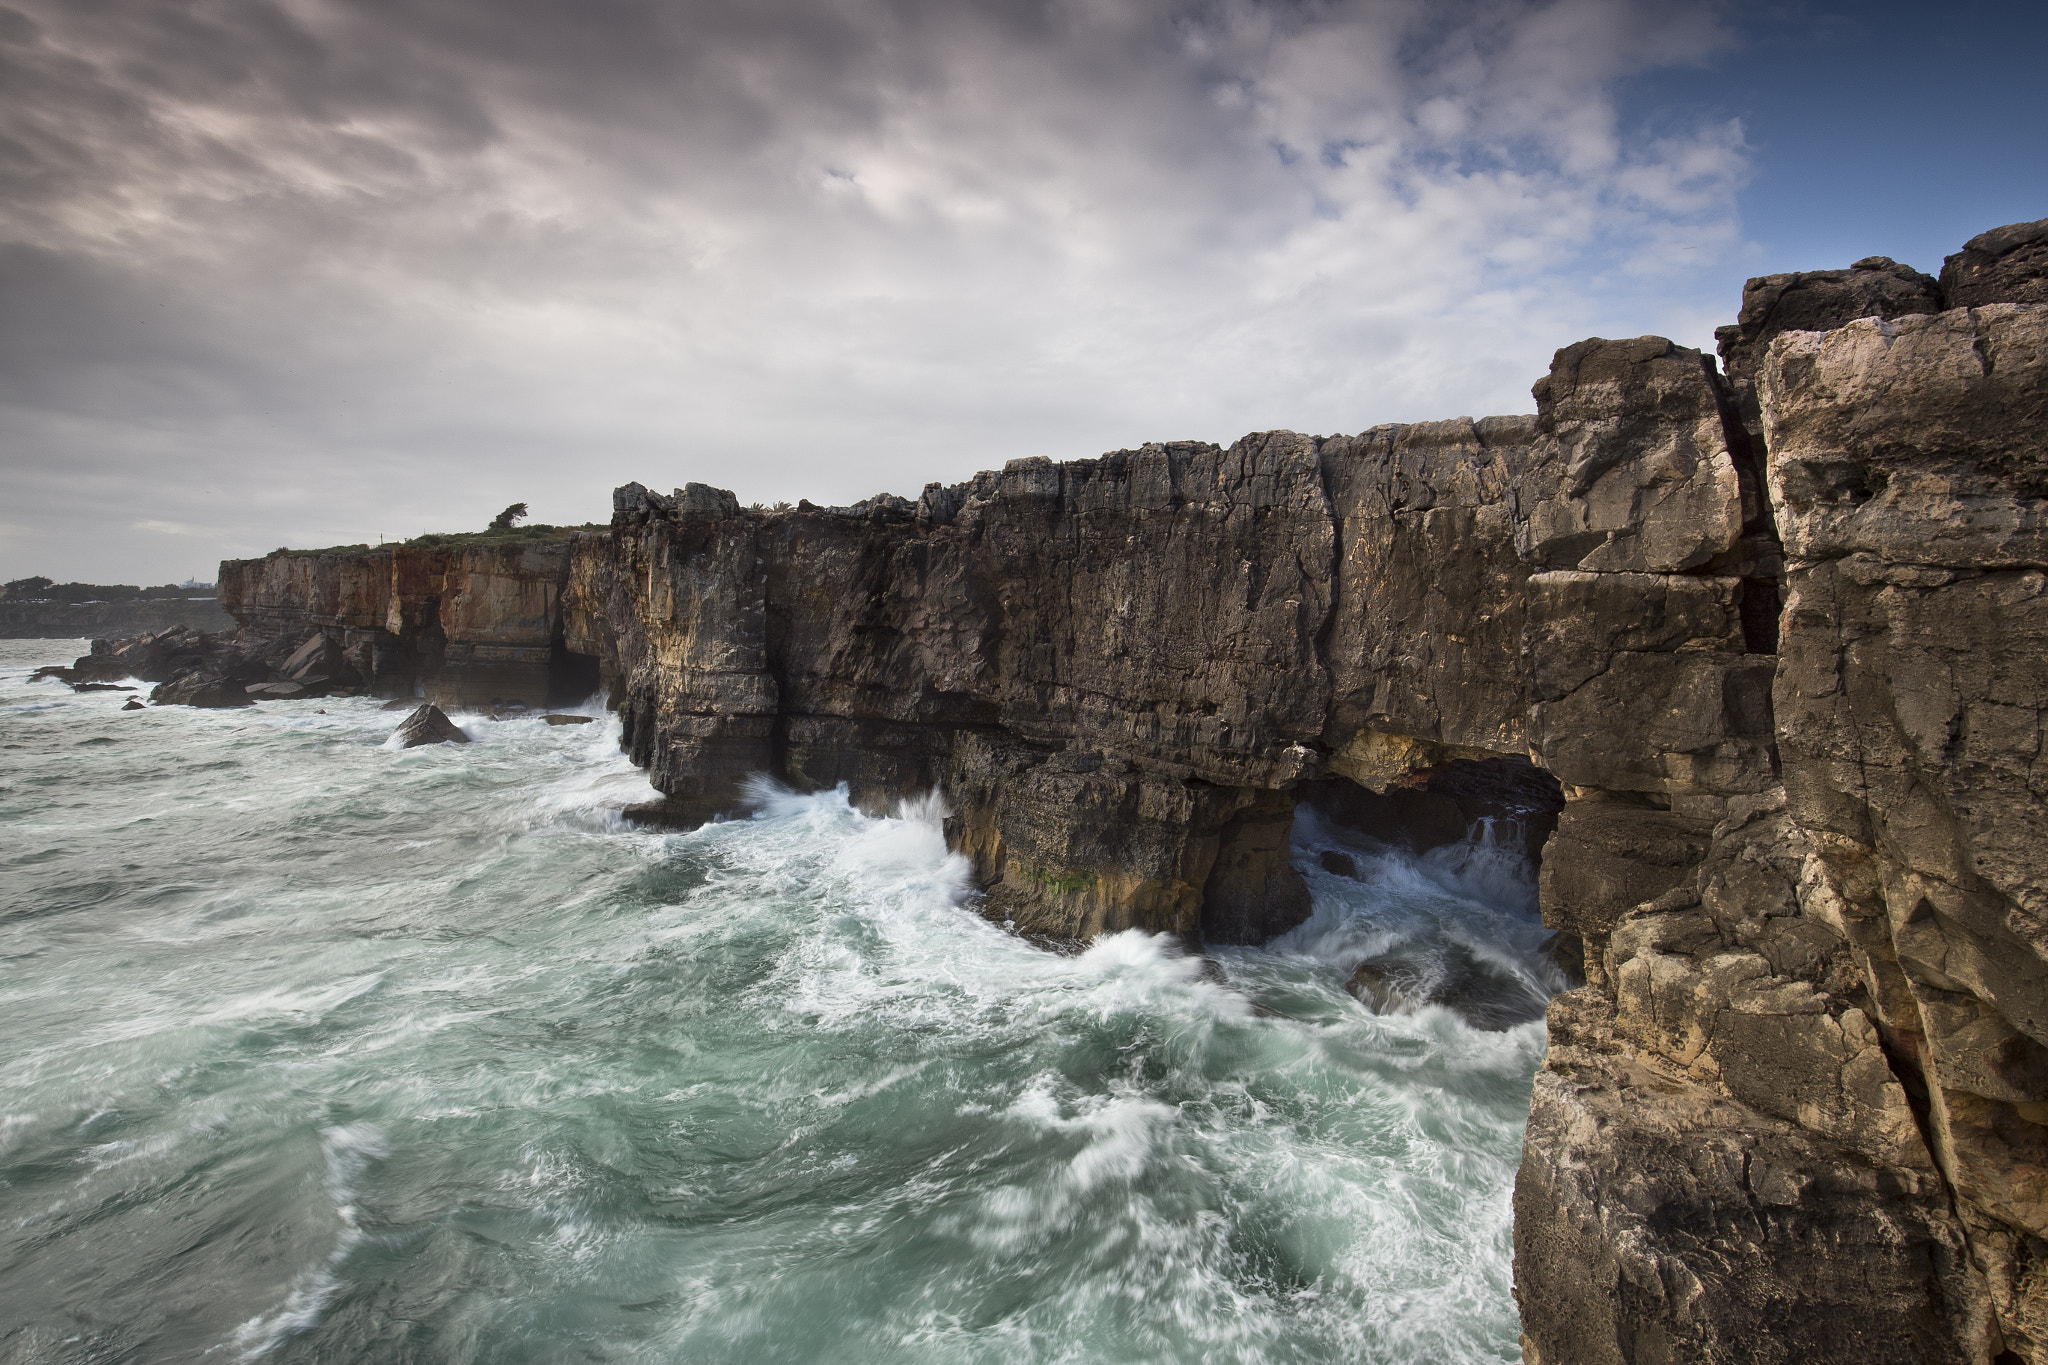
(219, 220, 2048, 1363)
(1515, 297, 2048, 1361)
(219, 540, 598, 708)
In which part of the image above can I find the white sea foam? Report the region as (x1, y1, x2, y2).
(0, 639, 1548, 1365)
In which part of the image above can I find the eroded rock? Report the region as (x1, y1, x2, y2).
(1942, 217, 2048, 308)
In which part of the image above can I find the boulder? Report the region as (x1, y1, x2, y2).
(149, 671, 253, 707)
(121, 698, 143, 710)
(280, 632, 350, 682)
(542, 713, 596, 725)
(391, 704, 469, 748)
(1346, 949, 1546, 1032)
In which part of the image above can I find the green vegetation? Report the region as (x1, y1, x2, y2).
(262, 523, 603, 558)
(403, 523, 603, 548)
(1024, 866, 1099, 896)
(1, 576, 218, 603)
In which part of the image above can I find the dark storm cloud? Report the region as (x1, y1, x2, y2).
(0, 0, 1747, 581)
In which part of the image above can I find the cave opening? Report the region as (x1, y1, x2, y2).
(547, 644, 604, 708)
(1283, 756, 1571, 1030)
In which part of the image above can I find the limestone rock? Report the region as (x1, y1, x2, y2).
(391, 704, 469, 748)
(1715, 256, 1943, 407)
(1515, 995, 1983, 1365)
(1763, 305, 2048, 568)
(1517, 337, 1743, 575)
(1538, 798, 1713, 947)
(279, 631, 356, 687)
(1941, 217, 2048, 308)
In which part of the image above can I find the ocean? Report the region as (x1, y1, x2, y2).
(1, 639, 1552, 1364)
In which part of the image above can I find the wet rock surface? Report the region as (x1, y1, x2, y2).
(1346, 949, 1548, 1032)
(213, 217, 2048, 1361)
(391, 704, 469, 748)
(36, 625, 370, 709)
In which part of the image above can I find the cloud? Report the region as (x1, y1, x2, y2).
(0, 0, 1749, 581)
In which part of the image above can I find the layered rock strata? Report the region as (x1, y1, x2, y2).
(213, 219, 2048, 1362)
(219, 540, 599, 708)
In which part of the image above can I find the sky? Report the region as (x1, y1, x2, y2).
(1, 0, 2042, 584)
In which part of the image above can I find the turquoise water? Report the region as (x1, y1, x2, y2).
(0, 640, 1547, 1364)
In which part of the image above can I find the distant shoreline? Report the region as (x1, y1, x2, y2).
(0, 597, 235, 640)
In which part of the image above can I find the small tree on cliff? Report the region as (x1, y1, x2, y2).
(489, 502, 529, 532)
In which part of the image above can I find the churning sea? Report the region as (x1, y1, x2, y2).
(0, 639, 1554, 1364)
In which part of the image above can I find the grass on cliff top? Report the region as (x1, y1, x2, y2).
(268, 524, 604, 557)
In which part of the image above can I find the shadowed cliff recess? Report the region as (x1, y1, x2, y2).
(215, 216, 2048, 1364)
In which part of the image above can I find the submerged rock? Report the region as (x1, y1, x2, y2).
(542, 714, 595, 726)
(1318, 850, 1358, 878)
(121, 698, 143, 711)
(392, 704, 469, 748)
(1346, 946, 1547, 1033)
(71, 682, 134, 693)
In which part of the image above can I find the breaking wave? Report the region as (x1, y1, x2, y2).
(0, 640, 1547, 1364)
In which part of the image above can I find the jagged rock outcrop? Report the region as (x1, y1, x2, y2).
(214, 220, 2048, 1362)
(391, 704, 469, 748)
(37, 623, 370, 707)
(1943, 218, 2048, 308)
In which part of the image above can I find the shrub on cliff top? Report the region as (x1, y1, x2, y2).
(405, 523, 602, 548)
(258, 523, 604, 557)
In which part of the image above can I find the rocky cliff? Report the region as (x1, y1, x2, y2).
(218, 219, 2048, 1364)
(219, 539, 598, 708)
